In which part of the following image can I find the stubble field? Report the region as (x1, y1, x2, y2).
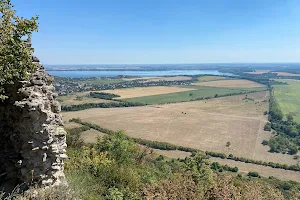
(194, 79, 263, 88)
(98, 86, 196, 99)
(62, 91, 297, 165)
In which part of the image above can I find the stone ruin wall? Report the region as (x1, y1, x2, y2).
(0, 43, 67, 191)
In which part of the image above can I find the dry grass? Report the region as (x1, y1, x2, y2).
(64, 122, 82, 129)
(274, 72, 300, 77)
(80, 129, 106, 143)
(57, 94, 112, 106)
(194, 79, 263, 88)
(246, 70, 271, 74)
(98, 86, 196, 99)
(153, 149, 192, 159)
(62, 91, 297, 166)
(209, 157, 300, 182)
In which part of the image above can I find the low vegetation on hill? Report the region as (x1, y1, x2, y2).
(63, 129, 300, 199)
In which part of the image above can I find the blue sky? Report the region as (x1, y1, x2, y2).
(13, 0, 300, 64)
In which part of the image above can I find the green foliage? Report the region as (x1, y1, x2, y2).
(0, 0, 39, 100)
(247, 171, 260, 178)
(66, 126, 89, 148)
(264, 122, 272, 131)
(89, 92, 120, 100)
(105, 187, 124, 200)
(62, 101, 146, 111)
(269, 136, 298, 155)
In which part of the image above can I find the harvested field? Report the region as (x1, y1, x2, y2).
(80, 129, 106, 143)
(62, 91, 297, 165)
(274, 72, 300, 77)
(246, 70, 270, 74)
(194, 80, 263, 88)
(57, 94, 112, 106)
(64, 122, 82, 129)
(209, 157, 300, 182)
(100, 86, 196, 99)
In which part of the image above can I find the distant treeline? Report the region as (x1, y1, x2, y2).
(62, 101, 146, 111)
(89, 92, 120, 100)
(69, 118, 300, 172)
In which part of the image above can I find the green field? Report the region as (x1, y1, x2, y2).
(122, 86, 266, 105)
(273, 79, 300, 122)
(197, 75, 228, 82)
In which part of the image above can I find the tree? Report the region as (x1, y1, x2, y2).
(0, 0, 39, 100)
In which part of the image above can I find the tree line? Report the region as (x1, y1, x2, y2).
(62, 101, 146, 111)
(89, 92, 120, 100)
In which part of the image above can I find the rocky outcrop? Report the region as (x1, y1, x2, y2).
(0, 53, 67, 190)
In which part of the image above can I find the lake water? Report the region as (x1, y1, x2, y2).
(47, 70, 234, 78)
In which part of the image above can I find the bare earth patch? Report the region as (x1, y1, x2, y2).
(194, 80, 263, 88)
(62, 91, 297, 166)
(209, 157, 300, 182)
(99, 86, 196, 99)
(274, 72, 300, 77)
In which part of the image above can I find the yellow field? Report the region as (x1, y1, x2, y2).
(194, 79, 263, 88)
(62, 91, 297, 165)
(274, 72, 300, 77)
(99, 86, 196, 99)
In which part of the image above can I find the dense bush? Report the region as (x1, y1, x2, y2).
(248, 171, 260, 178)
(62, 101, 146, 111)
(264, 122, 272, 131)
(89, 92, 120, 100)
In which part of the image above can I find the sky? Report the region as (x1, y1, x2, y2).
(12, 0, 300, 64)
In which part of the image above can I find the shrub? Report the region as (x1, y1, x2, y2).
(248, 171, 260, 178)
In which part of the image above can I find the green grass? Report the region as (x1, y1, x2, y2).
(80, 78, 127, 85)
(197, 76, 228, 82)
(121, 86, 266, 105)
(273, 79, 300, 122)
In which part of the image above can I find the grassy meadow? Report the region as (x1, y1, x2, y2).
(121, 86, 266, 105)
(273, 79, 300, 122)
